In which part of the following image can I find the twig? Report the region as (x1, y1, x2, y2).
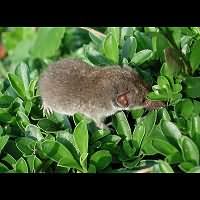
(79, 27, 106, 38)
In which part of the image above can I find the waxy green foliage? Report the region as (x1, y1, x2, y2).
(0, 27, 200, 173)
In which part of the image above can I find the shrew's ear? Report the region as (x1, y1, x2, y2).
(116, 90, 130, 108)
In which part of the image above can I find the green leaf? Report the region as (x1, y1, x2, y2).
(15, 62, 30, 92)
(152, 138, 178, 156)
(0, 126, 3, 136)
(80, 152, 88, 172)
(179, 161, 196, 172)
(122, 155, 143, 169)
(100, 134, 121, 145)
(0, 111, 13, 123)
(37, 119, 60, 132)
(41, 140, 82, 171)
(16, 111, 30, 129)
(132, 124, 145, 151)
(16, 137, 36, 156)
(122, 140, 136, 158)
(0, 95, 15, 108)
(15, 157, 28, 173)
(157, 76, 170, 89)
(175, 99, 194, 119)
(2, 27, 35, 53)
(193, 100, 200, 115)
(153, 33, 170, 61)
(189, 39, 200, 72)
(0, 163, 9, 172)
(157, 160, 174, 173)
(88, 163, 96, 173)
(73, 120, 88, 155)
(24, 100, 32, 115)
(112, 111, 132, 141)
(91, 129, 111, 143)
(142, 110, 157, 138)
(166, 152, 183, 164)
(8, 73, 26, 100)
(88, 29, 105, 48)
(131, 108, 144, 119)
(85, 46, 113, 66)
(161, 120, 182, 148)
(10, 37, 36, 63)
(25, 124, 44, 141)
(192, 115, 200, 138)
(120, 27, 134, 45)
(184, 77, 200, 98)
(0, 135, 9, 152)
(31, 27, 65, 59)
(130, 49, 153, 65)
(103, 33, 119, 64)
(26, 155, 42, 172)
(188, 166, 200, 173)
(73, 112, 92, 126)
(2, 153, 16, 167)
(158, 108, 171, 121)
(122, 36, 137, 60)
(108, 27, 120, 45)
(90, 150, 112, 170)
(28, 79, 38, 97)
(179, 136, 199, 165)
(134, 30, 152, 51)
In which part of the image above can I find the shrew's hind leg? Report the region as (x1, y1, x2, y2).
(41, 103, 53, 117)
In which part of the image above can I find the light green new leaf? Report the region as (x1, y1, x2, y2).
(131, 49, 152, 65)
(15, 157, 28, 173)
(112, 111, 132, 141)
(90, 150, 112, 170)
(15, 62, 30, 92)
(8, 73, 27, 100)
(179, 136, 199, 165)
(103, 33, 119, 64)
(73, 120, 88, 155)
(31, 27, 65, 59)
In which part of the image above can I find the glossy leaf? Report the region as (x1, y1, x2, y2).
(131, 49, 152, 65)
(15, 62, 30, 92)
(90, 150, 112, 170)
(179, 136, 199, 165)
(189, 39, 200, 72)
(122, 36, 137, 60)
(41, 140, 82, 171)
(31, 27, 65, 59)
(15, 157, 28, 173)
(103, 33, 119, 64)
(8, 73, 26, 100)
(73, 120, 88, 155)
(161, 120, 182, 148)
(25, 124, 44, 141)
(112, 111, 132, 140)
(152, 138, 178, 156)
(0, 135, 9, 152)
